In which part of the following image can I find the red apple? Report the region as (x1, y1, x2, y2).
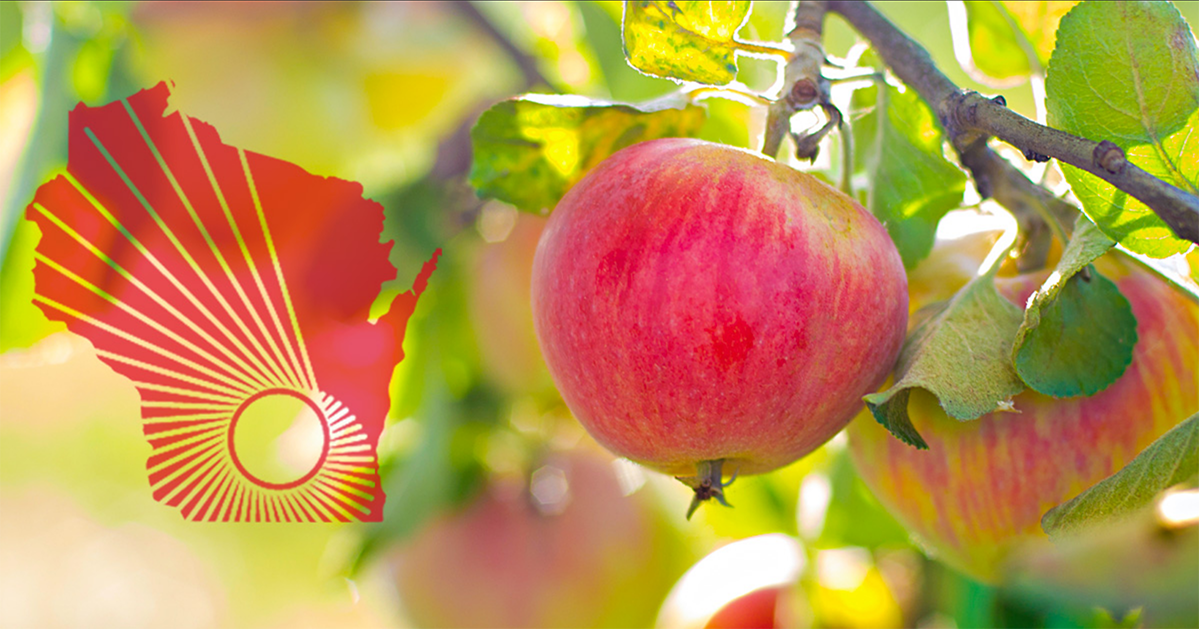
(848, 252, 1199, 582)
(387, 449, 683, 628)
(531, 138, 908, 507)
(704, 586, 793, 629)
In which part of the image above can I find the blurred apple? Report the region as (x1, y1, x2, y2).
(388, 448, 683, 628)
(468, 212, 555, 396)
(703, 586, 794, 629)
(848, 244, 1199, 582)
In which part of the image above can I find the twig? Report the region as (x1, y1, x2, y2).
(762, 1, 830, 157)
(454, 2, 558, 93)
(826, 0, 1199, 246)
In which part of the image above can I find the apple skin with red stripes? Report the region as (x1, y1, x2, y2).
(532, 138, 908, 479)
(847, 252, 1199, 582)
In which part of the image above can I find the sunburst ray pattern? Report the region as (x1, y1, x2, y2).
(26, 82, 438, 522)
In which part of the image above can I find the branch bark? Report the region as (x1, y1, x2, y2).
(826, 0, 1199, 246)
(762, 1, 830, 158)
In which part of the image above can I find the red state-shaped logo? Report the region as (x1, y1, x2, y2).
(26, 82, 438, 522)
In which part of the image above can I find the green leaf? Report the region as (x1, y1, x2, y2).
(815, 451, 913, 549)
(960, 1, 1034, 83)
(999, 1, 1078, 65)
(1046, 0, 1199, 257)
(621, 0, 768, 85)
(1042, 412, 1199, 539)
(1012, 216, 1137, 397)
(851, 76, 968, 269)
(468, 94, 705, 213)
(1014, 269, 1137, 397)
(957, 1, 1078, 84)
(863, 265, 1026, 449)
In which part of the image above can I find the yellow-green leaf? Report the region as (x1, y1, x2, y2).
(622, 1, 771, 85)
(469, 94, 705, 213)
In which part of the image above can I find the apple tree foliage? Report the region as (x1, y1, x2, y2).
(466, 0, 1197, 582)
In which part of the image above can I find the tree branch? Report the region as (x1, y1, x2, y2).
(762, 1, 830, 158)
(826, 0, 1199, 246)
(454, 2, 559, 94)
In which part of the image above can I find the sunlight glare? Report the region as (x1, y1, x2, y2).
(656, 533, 804, 629)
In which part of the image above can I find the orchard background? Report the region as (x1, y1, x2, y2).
(1, 2, 1198, 629)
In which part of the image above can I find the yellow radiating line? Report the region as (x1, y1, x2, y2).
(117, 103, 294, 389)
(178, 456, 225, 517)
(239, 149, 318, 391)
(329, 443, 372, 455)
(324, 462, 376, 476)
(316, 473, 373, 503)
(163, 452, 223, 509)
(328, 414, 356, 432)
(60, 172, 278, 392)
(81, 131, 286, 390)
(277, 494, 298, 523)
(289, 491, 320, 523)
(177, 113, 307, 390)
(144, 411, 231, 426)
(143, 418, 226, 442)
(143, 400, 237, 411)
(34, 251, 255, 398)
(330, 433, 369, 447)
(275, 492, 299, 522)
(197, 468, 234, 522)
(313, 477, 371, 514)
(36, 294, 253, 397)
(296, 488, 334, 522)
(327, 454, 374, 464)
(147, 433, 223, 476)
(222, 482, 244, 522)
(320, 467, 376, 490)
(307, 485, 344, 522)
(134, 382, 241, 404)
(330, 423, 364, 439)
(307, 483, 356, 521)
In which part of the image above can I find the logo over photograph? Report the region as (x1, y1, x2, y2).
(25, 82, 437, 522)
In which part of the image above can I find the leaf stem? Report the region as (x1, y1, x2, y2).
(733, 39, 794, 59)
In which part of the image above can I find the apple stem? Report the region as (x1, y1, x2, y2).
(677, 459, 734, 520)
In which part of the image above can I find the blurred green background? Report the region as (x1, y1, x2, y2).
(0, 2, 1187, 628)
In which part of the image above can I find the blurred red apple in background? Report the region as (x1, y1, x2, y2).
(703, 586, 794, 629)
(388, 449, 685, 628)
(469, 212, 554, 395)
(531, 138, 907, 508)
(848, 248, 1199, 582)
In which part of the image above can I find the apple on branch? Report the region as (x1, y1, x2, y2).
(531, 138, 909, 516)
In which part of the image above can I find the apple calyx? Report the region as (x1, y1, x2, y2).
(677, 459, 736, 519)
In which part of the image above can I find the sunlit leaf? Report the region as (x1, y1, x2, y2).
(851, 78, 967, 269)
(1012, 216, 1136, 397)
(621, 1, 776, 85)
(1046, 0, 1199, 257)
(955, 1, 1077, 84)
(863, 265, 1025, 449)
(1042, 413, 1198, 539)
(469, 93, 705, 213)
